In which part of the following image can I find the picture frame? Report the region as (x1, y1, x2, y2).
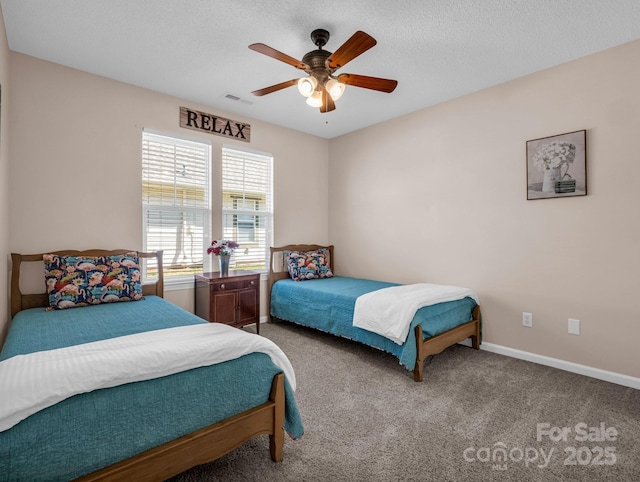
(526, 129, 587, 200)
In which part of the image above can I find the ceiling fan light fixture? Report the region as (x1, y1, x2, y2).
(306, 90, 323, 108)
(297, 76, 317, 97)
(325, 78, 345, 101)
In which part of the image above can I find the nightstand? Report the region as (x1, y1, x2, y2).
(194, 271, 261, 333)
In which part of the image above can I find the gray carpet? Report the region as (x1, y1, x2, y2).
(168, 322, 640, 481)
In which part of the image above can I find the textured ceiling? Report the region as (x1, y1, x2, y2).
(2, 0, 640, 139)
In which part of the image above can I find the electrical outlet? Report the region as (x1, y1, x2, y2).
(522, 312, 533, 327)
(568, 319, 580, 335)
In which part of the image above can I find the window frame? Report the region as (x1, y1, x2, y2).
(142, 130, 212, 290)
(221, 145, 274, 278)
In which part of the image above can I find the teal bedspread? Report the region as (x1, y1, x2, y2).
(271, 276, 477, 369)
(0, 296, 303, 481)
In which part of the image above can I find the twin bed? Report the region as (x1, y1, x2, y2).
(268, 244, 481, 382)
(1, 249, 303, 481)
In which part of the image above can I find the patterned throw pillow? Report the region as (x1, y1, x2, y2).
(285, 248, 334, 281)
(44, 252, 143, 310)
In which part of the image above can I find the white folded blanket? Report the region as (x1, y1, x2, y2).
(353, 283, 479, 345)
(0, 323, 296, 432)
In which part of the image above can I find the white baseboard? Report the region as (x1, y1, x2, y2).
(262, 316, 638, 389)
(459, 339, 640, 390)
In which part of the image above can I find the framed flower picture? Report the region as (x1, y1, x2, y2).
(526, 129, 587, 200)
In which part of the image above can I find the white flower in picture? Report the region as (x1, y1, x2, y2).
(533, 142, 576, 170)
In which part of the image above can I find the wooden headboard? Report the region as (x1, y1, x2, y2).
(267, 244, 334, 321)
(10, 249, 164, 318)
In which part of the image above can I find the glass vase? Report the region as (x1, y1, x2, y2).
(218, 255, 230, 277)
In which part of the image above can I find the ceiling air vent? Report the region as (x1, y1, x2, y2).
(224, 93, 252, 105)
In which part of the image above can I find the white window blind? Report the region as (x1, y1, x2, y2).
(142, 132, 211, 283)
(222, 146, 273, 273)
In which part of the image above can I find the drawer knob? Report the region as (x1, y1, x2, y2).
(220, 284, 225, 289)
(250, 280, 254, 285)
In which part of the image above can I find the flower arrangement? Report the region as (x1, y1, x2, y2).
(533, 142, 576, 171)
(207, 239, 239, 257)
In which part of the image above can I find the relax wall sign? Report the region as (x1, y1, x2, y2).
(180, 107, 251, 143)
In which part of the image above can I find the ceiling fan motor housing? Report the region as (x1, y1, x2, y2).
(302, 49, 332, 81)
(304, 29, 335, 84)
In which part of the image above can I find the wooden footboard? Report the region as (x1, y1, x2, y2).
(77, 373, 286, 481)
(413, 305, 481, 382)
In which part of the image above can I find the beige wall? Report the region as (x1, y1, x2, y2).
(5, 52, 329, 333)
(0, 6, 10, 343)
(329, 40, 640, 378)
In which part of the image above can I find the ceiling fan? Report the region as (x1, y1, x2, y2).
(249, 29, 398, 113)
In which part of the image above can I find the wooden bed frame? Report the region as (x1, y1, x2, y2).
(9, 249, 287, 481)
(268, 244, 481, 382)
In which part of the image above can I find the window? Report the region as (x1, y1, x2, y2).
(142, 132, 211, 286)
(222, 146, 273, 273)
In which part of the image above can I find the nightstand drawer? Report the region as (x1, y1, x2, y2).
(212, 278, 257, 292)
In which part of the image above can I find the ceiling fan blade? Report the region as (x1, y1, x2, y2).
(251, 79, 299, 96)
(326, 31, 377, 70)
(248, 43, 309, 70)
(320, 88, 336, 113)
(337, 73, 398, 93)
